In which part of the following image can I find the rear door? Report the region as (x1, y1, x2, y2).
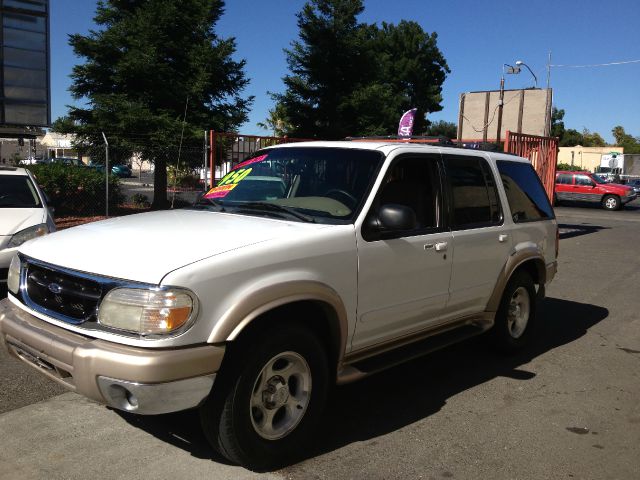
(441, 153, 512, 318)
(555, 173, 574, 202)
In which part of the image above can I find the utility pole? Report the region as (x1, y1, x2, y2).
(101, 132, 109, 217)
(546, 51, 552, 89)
(496, 67, 506, 145)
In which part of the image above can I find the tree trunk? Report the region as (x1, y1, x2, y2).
(151, 157, 170, 209)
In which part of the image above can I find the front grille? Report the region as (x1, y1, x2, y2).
(25, 263, 102, 323)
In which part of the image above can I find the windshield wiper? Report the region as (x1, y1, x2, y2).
(237, 202, 315, 223)
(192, 197, 226, 212)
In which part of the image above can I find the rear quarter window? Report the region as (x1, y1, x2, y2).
(497, 160, 554, 222)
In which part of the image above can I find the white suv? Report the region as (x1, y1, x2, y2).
(0, 141, 557, 470)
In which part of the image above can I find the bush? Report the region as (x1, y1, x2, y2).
(131, 193, 150, 207)
(27, 163, 123, 215)
(557, 163, 580, 171)
(167, 166, 200, 189)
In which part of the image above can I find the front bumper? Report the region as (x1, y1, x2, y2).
(0, 298, 225, 414)
(622, 193, 637, 204)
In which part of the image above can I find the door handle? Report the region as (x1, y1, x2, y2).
(498, 234, 509, 243)
(434, 242, 448, 252)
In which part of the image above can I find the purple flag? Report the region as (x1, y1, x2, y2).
(397, 108, 417, 137)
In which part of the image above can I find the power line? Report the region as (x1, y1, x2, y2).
(550, 59, 640, 68)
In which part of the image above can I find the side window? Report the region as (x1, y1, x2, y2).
(575, 175, 594, 186)
(443, 155, 502, 229)
(556, 174, 573, 185)
(497, 160, 554, 222)
(365, 154, 441, 239)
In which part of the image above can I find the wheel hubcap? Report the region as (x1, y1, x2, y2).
(606, 198, 617, 209)
(250, 351, 311, 440)
(507, 287, 530, 339)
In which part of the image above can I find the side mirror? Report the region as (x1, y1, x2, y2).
(368, 203, 417, 232)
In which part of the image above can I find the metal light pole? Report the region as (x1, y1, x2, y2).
(515, 60, 538, 88)
(101, 132, 109, 217)
(497, 64, 520, 145)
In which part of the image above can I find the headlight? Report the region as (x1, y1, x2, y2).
(7, 254, 21, 294)
(8, 223, 48, 248)
(98, 288, 197, 335)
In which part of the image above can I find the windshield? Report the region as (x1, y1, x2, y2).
(195, 147, 383, 223)
(0, 175, 41, 208)
(591, 174, 608, 184)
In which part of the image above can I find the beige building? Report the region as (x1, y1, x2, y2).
(558, 146, 624, 172)
(40, 132, 81, 160)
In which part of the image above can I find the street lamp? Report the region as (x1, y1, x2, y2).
(497, 64, 521, 144)
(515, 60, 538, 88)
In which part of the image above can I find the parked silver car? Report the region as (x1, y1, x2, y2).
(0, 166, 56, 286)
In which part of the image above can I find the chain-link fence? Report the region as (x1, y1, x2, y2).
(24, 133, 309, 226)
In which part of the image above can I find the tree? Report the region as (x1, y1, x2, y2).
(370, 21, 449, 135)
(550, 107, 565, 139)
(256, 104, 290, 137)
(558, 128, 583, 147)
(62, 0, 252, 209)
(612, 125, 640, 153)
(424, 120, 457, 138)
(273, 0, 370, 139)
(581, 128, 606, 147)
(271, 0, 449, 139)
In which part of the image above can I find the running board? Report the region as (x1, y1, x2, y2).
(337, 323, 487, 384)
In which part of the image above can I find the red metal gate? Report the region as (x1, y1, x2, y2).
(208, 132, 310, 187)
(504, 130, 558, 201)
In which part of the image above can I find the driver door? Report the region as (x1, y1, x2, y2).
(352, 153, 453, 351)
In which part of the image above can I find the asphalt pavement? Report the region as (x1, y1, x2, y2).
(1, 204, 639, 479)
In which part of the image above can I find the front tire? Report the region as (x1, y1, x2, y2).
(602, 194, 621, 210)
(491, 271, 537, 353)
(200, 324, 328, 471)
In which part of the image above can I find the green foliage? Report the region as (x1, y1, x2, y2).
(582, 128, 606, 147)
(257, 104, 291, 137)
(131, 193, 150, 207)
(167, 166, 200, 188)
(557, 163, 578, 171)
(26, 163, 122, 215)
(60, 0, 252, 209)
(550, 107, 565, 139)
(559, 128, 584, 147)
(612, 125, 640, 154)
(424, 120, 457, 138)
(271, 0, 449, 139)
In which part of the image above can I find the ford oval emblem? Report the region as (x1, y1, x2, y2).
(47, 283, 62, 294)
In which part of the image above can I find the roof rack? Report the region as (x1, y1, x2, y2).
(344, 136, 508, 153)
(0, 166, 18, 171)
(345, 135, 456, 146)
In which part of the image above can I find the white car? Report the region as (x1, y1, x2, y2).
(0, 141, 558, 470)
(0, 167, 56, 286)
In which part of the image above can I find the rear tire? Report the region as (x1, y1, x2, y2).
(200, 324, 328, 471)
(491, 271, 537, 353)
(602, 195, 621, 210)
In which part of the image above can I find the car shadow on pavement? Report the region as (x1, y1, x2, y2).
(114, 296, 607, 469)
(558, 223, 608, 239)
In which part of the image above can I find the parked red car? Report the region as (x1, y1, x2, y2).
(555, 171, 636, 210)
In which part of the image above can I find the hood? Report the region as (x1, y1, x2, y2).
(0, 208, 45, 236)
(20, 209, 330, 284)
(607, 183, 633, 192)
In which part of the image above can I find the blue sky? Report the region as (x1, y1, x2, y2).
(51, 0, 640, 143)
